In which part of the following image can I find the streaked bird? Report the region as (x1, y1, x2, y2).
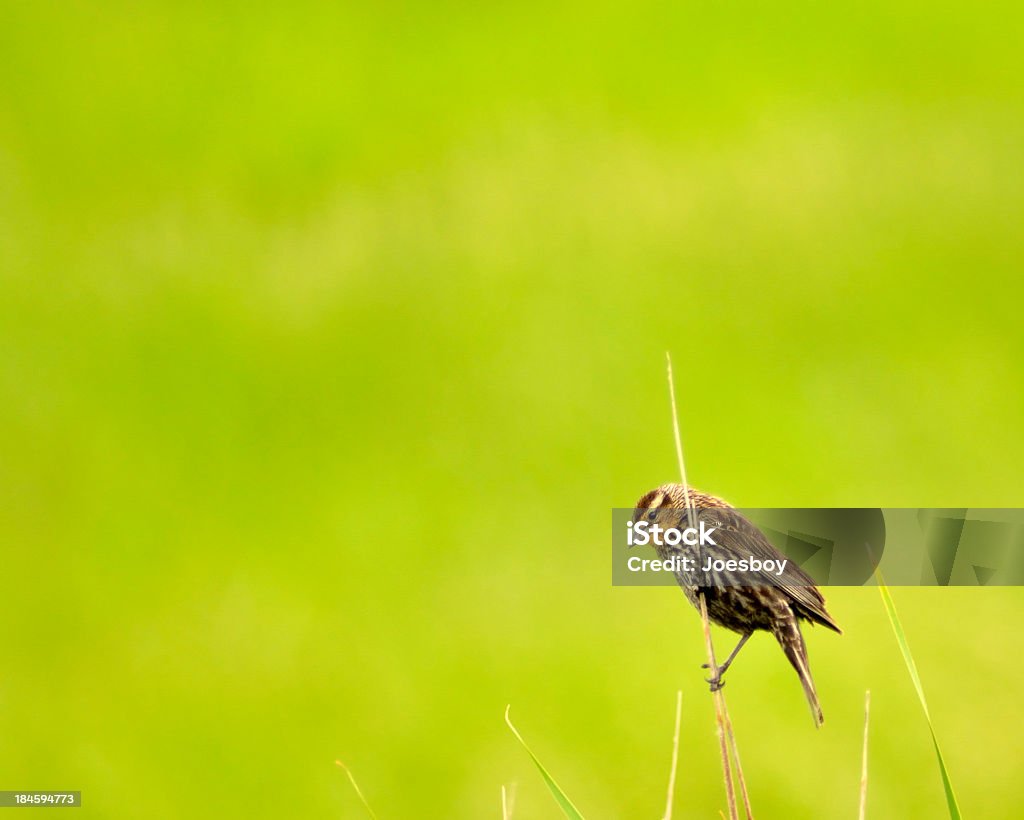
(632, 484, 841, 726)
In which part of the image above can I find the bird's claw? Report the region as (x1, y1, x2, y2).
(705, 675, 726, 692)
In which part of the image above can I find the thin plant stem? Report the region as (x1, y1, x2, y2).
(699, 592, 739, 820)
(721, 698, 754, 819)
(335, 760, 380, 820)
(859, 690, 871, 820)
(666, 352, 696, 532)
(662, 690, 683, 820)
(667, 351, 747, 820)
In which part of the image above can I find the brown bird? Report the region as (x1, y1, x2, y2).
(632, 484, 841, 726)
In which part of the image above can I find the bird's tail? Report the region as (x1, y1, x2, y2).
(773, 616, 824, 727)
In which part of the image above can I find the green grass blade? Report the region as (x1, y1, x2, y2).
(504, 706, 585, 819)
(335, 760, 380, 820)
(877, 580, 962, 819)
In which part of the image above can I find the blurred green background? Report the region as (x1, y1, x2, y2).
(2, 2, 1023, 817)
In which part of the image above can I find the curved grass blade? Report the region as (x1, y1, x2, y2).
(504, 706, 585, 819)
(876, 580, 962, 819)
(335, 760, 380, 820)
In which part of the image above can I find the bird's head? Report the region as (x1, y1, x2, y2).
(631, 483, 729, 530)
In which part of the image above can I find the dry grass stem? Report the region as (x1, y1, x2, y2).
(662, 689, 683, 820)
(667, 351, 748, 820)
(859, 690, 871, 820)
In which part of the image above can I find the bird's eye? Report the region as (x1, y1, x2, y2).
(646, 510, 657, 521)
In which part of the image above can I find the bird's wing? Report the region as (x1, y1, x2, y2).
(698, 505, 842, 633)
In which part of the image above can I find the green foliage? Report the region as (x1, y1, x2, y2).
(505, 708, 586, 819)
(878, 583, 963, 819)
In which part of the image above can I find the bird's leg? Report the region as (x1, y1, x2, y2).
(702, 631, 753, 691)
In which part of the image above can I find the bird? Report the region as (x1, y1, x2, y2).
(632, 483, 841, 726)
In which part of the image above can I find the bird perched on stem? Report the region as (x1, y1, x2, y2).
(632, 484, 841, 727)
